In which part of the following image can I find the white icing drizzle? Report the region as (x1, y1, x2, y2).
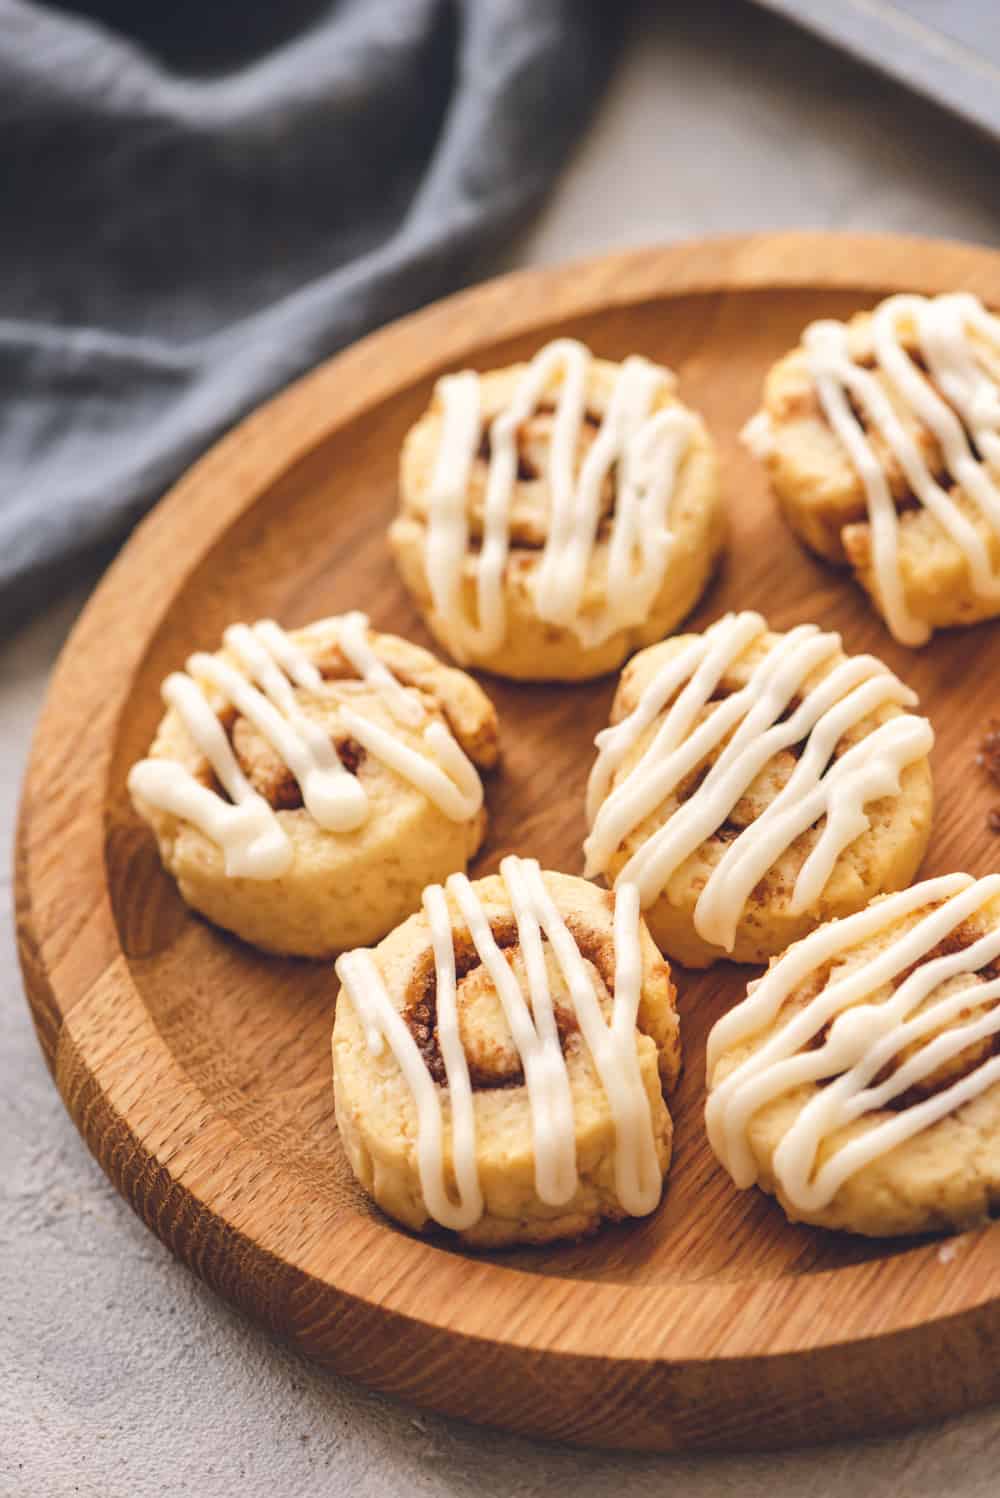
(335, 610, 425, 726)
(200, 626, 369, 831)
(584, 611, 934, 951)
(336, 708, 483, 824)
(424, 340, 697, 654)
(740, 410, 775, 460)
(802, 292, 1000, 645)
(335, 857, 662, 1230)
(127, 725, 293, 881)
(447, 861, 579, 1207)
(337, 942, 484, 1232)
(128, 613, 483, 879)
(706, 874, 1000, 1213)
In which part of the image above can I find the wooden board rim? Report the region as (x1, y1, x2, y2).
(15, 231, 1000, 1446)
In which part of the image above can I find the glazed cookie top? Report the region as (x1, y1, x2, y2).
(128, 612, 494, 880)
(403, 339, 704, 655)
(749, 291, 1000, 645)
(706, 873, 1000, 1216)
(335, 858, 679, 1231)
(584, 611, 933, 951)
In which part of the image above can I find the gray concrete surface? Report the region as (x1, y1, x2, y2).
(4, 3, 1000, 1493)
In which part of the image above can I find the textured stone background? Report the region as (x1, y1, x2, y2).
(4, 4, 1000, 1493)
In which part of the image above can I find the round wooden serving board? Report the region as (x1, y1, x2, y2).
(16, 234, 1000, 1451)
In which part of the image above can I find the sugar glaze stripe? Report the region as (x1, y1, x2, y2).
(425, 340, 697, 655)
(584, 611, 933, 950)
(335, 858, 662, 1231)
(706, 874, 1000, 1213)
(128, 613, 483, 879)
(803, 292, 1000, 645)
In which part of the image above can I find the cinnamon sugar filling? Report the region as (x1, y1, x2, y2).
(403, 916, 618, 1092)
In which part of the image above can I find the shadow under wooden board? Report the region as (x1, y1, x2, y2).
(15, 233, 1000, 1452)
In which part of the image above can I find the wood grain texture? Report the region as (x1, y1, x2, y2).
(15, 233, 1000, 1451)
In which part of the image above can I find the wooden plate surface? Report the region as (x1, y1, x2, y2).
(15, 233, 1000, 1451)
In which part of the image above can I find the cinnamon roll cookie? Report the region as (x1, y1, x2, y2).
(389, 339, 725, 680)
(744, 291, 1000, 644)
(128, 613, 497, 957)
(706, 873, 1000, 1236)
(584, 612, 934, 969)
(333, 860, 680, 1246)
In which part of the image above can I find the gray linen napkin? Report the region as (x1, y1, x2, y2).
(0, 0, 622, 632)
